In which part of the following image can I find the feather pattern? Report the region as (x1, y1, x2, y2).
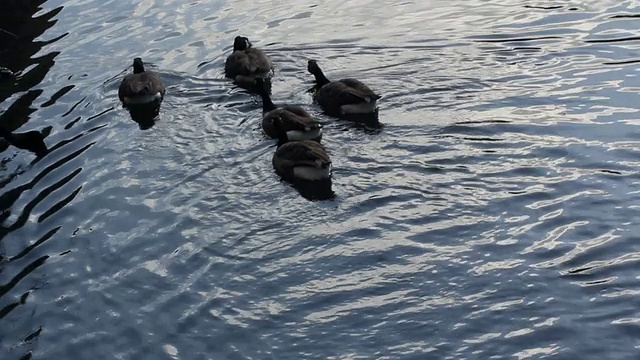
(118, 58, 165, 106)
(225, 36, 273, 81)
(263, 106, 321, 137)
(273, 140, 332, 181)
(256, 78, 322, 141)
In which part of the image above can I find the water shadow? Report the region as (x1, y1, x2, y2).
(0, 0, 66, 104)
(0, 2, 69, 359)
(0, 129, 48, 157)
(125, 103, 160, 130)
(288, 178, 336, 201)
(0, 0, 66, 158)
(338, 109, 383, 130)
(230, 76, 273, 95)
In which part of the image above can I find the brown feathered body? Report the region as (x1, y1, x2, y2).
(255, 77, 322, 141)
(118, 71, 165, 106)
(308, 60, 380, 117)
(272, 140, 332, 182)
(225, 48, 273, 81)
(262, 105, 322, 141)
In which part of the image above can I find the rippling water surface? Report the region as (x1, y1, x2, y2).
(2, 0, 640, 358)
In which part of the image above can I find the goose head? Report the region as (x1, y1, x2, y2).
(132, 57, 145, 74)
(233, 36, 252, 51)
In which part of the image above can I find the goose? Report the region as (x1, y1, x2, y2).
(118, 58, 165, 107)
(255, 78, 322, 142)
(269, 109, 332, 181)
(0, 127, 47, 156)
(307, 60, 381, 116)
(273, 138, 333, 182)
(225, 36, 273, 85)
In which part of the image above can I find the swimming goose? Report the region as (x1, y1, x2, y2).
(118, 58, 165, 107)
(225, 36, 273, 85)
(255, 78, 322, 142)
(273, 138, 333, 182)
(0, 127, 47, 156)
(269, 108, 331, 181)
(307, 60, 381, 116)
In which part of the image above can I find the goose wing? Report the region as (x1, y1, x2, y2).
(339, 78, 380, 101)
(118, 72, 164, 100)
(280, 141, 331, 168)
(279, 106, 320, 130)
(225, 51, 251, 77)
(317, 81, 370, 104)
(281, 105, 311, 118)
(226, 49, 272, 77)
(246, 48, 273, 73)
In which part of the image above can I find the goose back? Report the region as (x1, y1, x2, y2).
(118, 58, 165, 106)
(225, 36, 273, 81)
(262, 105, 322, 141)
(273, 139, 332, 181)
(255, 78, 322, 141)
(308, 60, 380, 116)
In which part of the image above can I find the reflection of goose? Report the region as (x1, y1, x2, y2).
(0, 127, 47, 156)
(126, 106, 159, 131)
(118, 58, 165, 107)
(255, 78, 322, 142)
(307, 60, 380, 116)
(225, 36, 273, 85)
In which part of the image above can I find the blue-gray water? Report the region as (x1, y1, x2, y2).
(2, 0, 640, 359)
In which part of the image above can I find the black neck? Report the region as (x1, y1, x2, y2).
(271, 119, 289, 144)
(258, 88, 277, 113)
(313, 70, 331, 86)
(133, 63, 145, 74)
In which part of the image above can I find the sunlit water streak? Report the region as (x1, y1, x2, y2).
(1, 0, 640, 359)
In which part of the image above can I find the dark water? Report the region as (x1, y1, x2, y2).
(2, 0, 640, 358)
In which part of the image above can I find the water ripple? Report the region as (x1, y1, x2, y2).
(2, 0, 640, 359)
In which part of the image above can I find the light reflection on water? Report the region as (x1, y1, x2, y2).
(1, 0, 640, 359)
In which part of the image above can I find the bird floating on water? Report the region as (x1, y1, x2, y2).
(255, 78, 322, 142)
(225, 36, 274, 87)
(307, 59, 380, 117)
(118, 57, 166, 107)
